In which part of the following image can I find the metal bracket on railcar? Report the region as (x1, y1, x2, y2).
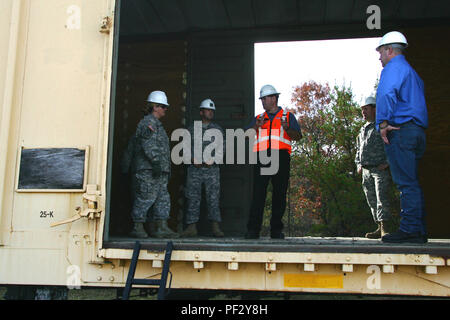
(99, 16, 112, 34)
(51, 185, 102, 227)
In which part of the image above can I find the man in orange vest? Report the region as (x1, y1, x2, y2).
(245, 84, 302, 239)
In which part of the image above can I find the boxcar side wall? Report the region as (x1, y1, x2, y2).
(0, 0, 24, 245)
(0, 0, 116, 285)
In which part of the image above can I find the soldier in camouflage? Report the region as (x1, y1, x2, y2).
(182, 98, 225, 237)
(128, 90, 179, 239)
(355, 96, 392, 239)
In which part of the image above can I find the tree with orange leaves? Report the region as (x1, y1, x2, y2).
(285, 80, 380, 236)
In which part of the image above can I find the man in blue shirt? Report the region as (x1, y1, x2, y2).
(375, 31, 428, 243)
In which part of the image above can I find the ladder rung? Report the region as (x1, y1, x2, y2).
(122, 241, 173, 300)
(132, 279, 161, 286)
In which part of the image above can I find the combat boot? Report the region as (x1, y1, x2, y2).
(181, 223, 198, 237)
(145, 220, 156, 237)
(153, 220, 179, 239)
(365, 223, 381, 239)
(365, 222, 387, 239)
(129, 223, 148, 238)
(211, 222, 224, 237)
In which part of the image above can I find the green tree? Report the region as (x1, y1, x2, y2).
(261, 80, 399, 237)
(287, 81, 374, 236)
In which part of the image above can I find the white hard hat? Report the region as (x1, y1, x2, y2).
(199, 98, 215, 110)
(376, 31, 408, 51)
(259, 84, 280, 99)
(146, 90, 169, 106)
(362, 96, 376, 107)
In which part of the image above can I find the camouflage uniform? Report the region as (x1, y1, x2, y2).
(131, 113, 171, 223)
(184, 122, 224, 224)
(355, 121, 391, 223)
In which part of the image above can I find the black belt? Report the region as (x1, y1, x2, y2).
(391, 120, 423, 128)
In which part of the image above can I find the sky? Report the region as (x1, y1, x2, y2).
(254, 37, 382, 115)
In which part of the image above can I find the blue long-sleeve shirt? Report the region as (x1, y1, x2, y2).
(376, 55, 428, 129)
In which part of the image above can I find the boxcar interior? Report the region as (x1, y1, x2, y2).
(104, 0, 450, 246)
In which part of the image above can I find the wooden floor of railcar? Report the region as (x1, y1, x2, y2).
(104, 236, 450, 255)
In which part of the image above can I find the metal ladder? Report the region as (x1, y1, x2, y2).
(121, 240, 173, 300)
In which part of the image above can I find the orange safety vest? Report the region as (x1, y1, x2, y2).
(253, 108, 292, 154)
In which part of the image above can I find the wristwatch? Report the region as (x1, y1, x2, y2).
(379, 121, 388, 129)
